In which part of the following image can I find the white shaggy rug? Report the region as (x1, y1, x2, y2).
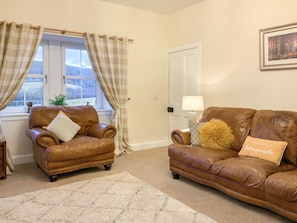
(0, 172, 217, 223)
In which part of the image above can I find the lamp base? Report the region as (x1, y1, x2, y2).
(188, 111, 198, 122)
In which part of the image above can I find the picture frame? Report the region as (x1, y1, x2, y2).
(259, 22, 297, 71)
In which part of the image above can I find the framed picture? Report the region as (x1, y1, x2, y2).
(259, 22, 297, 70)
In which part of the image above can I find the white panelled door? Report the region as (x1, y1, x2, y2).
(168, 43, 201, 140)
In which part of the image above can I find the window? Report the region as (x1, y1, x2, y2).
(63, 43, 97, 106)
(3, 34, 110, 113)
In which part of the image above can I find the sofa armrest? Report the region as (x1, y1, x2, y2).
(171, 128, 191, 145)
(88, 123, 116, 138)
(26, 127, 60, 148)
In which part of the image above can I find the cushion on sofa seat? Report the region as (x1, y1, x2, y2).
(266, 171, 297, 202)
(200, 107, 256, 151)
(168, 143, 238, 172)
(199, 119, 234, 149)
(211, 157, 295, 190)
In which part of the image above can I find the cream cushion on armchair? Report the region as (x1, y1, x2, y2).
(46, 111, 81, 142)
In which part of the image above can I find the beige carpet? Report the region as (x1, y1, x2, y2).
(0, 171, 217, 223)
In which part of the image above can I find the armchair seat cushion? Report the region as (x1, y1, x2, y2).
(46, 136, 114, 162)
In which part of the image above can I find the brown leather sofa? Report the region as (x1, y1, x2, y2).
(169, 107, 297, 222)
(26, 105, 116, 181)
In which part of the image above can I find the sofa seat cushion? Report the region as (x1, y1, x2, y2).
(266, 171, 297, 202)
(46, 135, 115, 162)
(211, 157, 295, 190)
(168, 144, 237, 172)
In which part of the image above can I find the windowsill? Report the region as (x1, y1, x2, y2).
(0, 109, 113, 121)
(95, 108, 113, 114)
(0, 113, 29, 121)
(0, 113, 29, 117)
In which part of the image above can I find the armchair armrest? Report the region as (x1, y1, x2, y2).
(171, 128, 191, 145)
(26, 127, 60, 148)
(88, 123, 116, 138)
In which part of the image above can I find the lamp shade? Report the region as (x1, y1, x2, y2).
(182, 96, 204, 111)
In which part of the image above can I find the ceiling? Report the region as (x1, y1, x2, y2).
(99, 0, 205, 14)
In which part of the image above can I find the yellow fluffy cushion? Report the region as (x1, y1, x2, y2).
(239, 136, 287, 165)
(199, 119, 235, 149)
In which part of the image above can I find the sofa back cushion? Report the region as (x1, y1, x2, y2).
(250, 110, 297, 165)
(200, 107, 256, 151)
(29, 105, 99, 135)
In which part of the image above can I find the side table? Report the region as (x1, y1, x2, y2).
(0, 141, 6, 179)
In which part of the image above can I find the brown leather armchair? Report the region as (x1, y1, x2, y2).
(26, 105, 116, 182)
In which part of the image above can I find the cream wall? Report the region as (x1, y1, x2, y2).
(0, 0, 168, 162)
(168, 0, 297, 110)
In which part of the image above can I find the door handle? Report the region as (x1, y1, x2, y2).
(167, 107, 174, 113)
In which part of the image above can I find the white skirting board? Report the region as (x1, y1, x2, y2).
(130, 139, 169, 151)
(12, 154, 34, 165)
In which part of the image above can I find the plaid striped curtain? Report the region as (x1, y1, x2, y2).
(0, 21, 44, 172)
(84, 34, 132, 156)
(0, 21, 44, 110)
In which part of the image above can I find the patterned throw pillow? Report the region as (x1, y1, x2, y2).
(189, 121, 205, 145)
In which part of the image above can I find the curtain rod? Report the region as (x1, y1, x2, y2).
(0, 21, 133, 43)
(44, 27, 134, 43)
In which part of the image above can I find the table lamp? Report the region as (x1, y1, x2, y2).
(182, 96, 204, 122)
